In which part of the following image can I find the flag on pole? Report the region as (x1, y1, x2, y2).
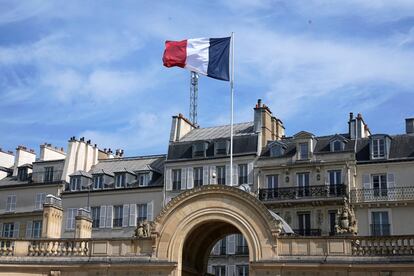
(163, 37, 231, 81)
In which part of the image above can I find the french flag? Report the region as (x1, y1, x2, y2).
(163, 37, 231, 81)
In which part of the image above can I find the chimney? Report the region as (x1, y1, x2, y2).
(254, 99, 284, 150)
(13, 146, 36, 176)
(40, 143, 66, 161)
(349, 112, 371, 139)
(169, 113, 196, 142)
(406, 118, 414, 134)
(0, 149, 15, 179)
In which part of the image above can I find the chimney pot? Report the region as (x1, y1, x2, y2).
(80, 137, 85, 142)
(349, 112, 354, 120)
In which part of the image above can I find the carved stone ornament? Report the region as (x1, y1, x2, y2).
(335, 199, 357, 235)
(134, 220, 151, 238)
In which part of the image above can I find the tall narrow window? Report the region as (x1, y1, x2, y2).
(113, 205, 123, 227)
(6, 195, 16, 212)
(17, 167, 28, 181)
(216, 166, 226, 185)
(65, 208, 77, 230)
(329, 211, 337, 236)
(2, 223, 14, 238)
(32, 220, 42, 238)
(266, 175, 278, 200)
(44, 167, 54, 183)
(237, 265, 249, 276)
(70, 176, 81, 191)
(93, 175, 103, 190)
(115, 173, 126, 188)
(297, 173, 310, 197)
(137, 204, 148, 223)
(299, 143, 309, 160)
(236, 234, 248, 255)
(297, 212, 311, 236)
(328, 170, 342, 196)
(238, 164, 248, 185)
(35, 193, 46, 210)
(193, 167, 203, 187)
(91, 207, 100, 228)
(371, 211, 390, 236)
(372, 174, 387, 197)
(137, 173, 149, 187)
(172, 169, 182, 190)
(372, 138, 385, 159)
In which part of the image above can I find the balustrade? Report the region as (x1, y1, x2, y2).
(352, 236, 414, 256)
(350, 187, 414, 203)
(259, 184, 346, 201)
(28, 239, 90, 257)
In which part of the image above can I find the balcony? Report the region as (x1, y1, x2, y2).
(259, 184, 346, 202)
(31, 170, 63, 184)
(370, 224, 391, 236)
(293, 229, 322, 236)
(350, 187, 414, 203)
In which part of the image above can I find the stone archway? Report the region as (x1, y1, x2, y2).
(152, 185, 282, 276)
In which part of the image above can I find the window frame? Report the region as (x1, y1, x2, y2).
(32, 220, 42, 238)
(193, 167, 203, 187)
(35, 193, 46, 210)
(137, 203, 148, 224)
(115, 173, 126, 188)
(216, 166, 226, 185)
(91, 206, 100, 228)
(44, 166, 54, 183)
(372, 138, 386, 159)
(6, 194, 16, 212)
(172, 169, 182, 190)
(93, 174, 104, 190)
(113, 205, 123, 227)
(298, 142, 309, 160)
(70, 176, 81, 191)
(238, 164, 248, 185)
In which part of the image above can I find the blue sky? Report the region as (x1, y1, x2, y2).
(1, 0, 414, 157)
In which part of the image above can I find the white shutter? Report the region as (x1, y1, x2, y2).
(210, 166, 217, 185)
(181, 168, 187, 190)
(203, 166, 209, 185)
(362, 174, 372, 201)
(147, 201, 154, 221)
(248, 162, 254, 185)
(26, 221, 33, 238)
(99, 206, 107, 228)
(106, 205, 113, 228)
(122, 204, 129, 227)
(387, 173, 395, 200)
(227, 234, 236, 254)
(165, 168, 172, 191)
(227, 265, 236, 276)
(225, 164, 230, 185)
(232, 164, 238, 186)
(129, 204, 137, 227)
(187, 168, 194, 189)
(13, 222, 20, 238)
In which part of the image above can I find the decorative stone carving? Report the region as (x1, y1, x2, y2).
(335, 199, 357, 235)
(134, 220, 151, 238)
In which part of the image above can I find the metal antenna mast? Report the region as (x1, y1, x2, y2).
(189, 71, 199, 126)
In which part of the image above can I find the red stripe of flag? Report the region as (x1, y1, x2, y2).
(162, 40, 187, 68)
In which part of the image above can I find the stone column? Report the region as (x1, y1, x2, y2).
(41, 195, 63, 238)
(75, 208, 92, 239)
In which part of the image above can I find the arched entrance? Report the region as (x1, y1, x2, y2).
(153, 185, 282, 276)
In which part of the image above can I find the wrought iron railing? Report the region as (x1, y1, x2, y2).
(259, 184, 346, 201)
(350, 187, 414, 203)
(293, 229, 322, 236)
(31, 170, 63, 184)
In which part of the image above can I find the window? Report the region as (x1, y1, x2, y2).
(328, 170, 342, 196)
(93, 175, 103, 190)
(6, 195, 16, 212)
(193, 142, 206, 157)
(270, 145, 284, 157)
(115, 173, 126, 188)
(297, 212, 311, 236)
(371, 211, 390, 236)
(237, 265, 249, 276)
(193, 167, 203, 187)
(44, 167, 54, 183)
(299, 142, 309, 160)
(372, 138, 385, 159)
(3, 223, 14, 238)
(331, 140, 343, 152)
(238, 164, 248, 185)
(35, 193, 46, 210)
(216, 166, 226, 185)
(70, 176, 81, 191)
(137, 204, 147, 223)
(215, 140, 228, 155)
(297, 173, 310, 197)
(137, 173, 149, 187)
(91, 207, 100, 228)
(17, 167, 28, 181)
(236, 234, 248, 255)
(65, 208, 77, 230)
(113, 205, 123, 227)
(329, 211, 337, 236)
(32, 220, 42, 238)
(372, 174, 387, 197)
(212, 266, 226, 276)
(172, 169, 182, 190)
(219, 238, 226, 255)
(267, 175, 278, 189)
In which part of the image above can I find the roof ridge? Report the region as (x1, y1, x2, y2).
(190, 121, 253, 130)
(99, 154, 166, 162)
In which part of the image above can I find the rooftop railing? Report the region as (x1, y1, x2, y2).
(350, 187, 414, 203)
(259, 184, 346, 202)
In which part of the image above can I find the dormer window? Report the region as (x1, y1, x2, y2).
(115, 173, 126, 188)
(17, 167, 28, 181)
(137, 173, 150, 187)
(299, 142, 309, 160)
(193, 142, 207, 158)
(215, 140, 228, 156)
(70, 176, 81, 191)
(270, 145, 284, 157)
(372, 138, 385, 159)
(331, 140, 343, 152)
(93, 174, 103, 190)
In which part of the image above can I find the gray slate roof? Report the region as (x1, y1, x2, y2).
(89, 155, 165, 175)
(179, 122, 255, 142)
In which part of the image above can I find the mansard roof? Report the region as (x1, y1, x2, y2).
(89, 155, 165, 175)
(179, 122, 255, 142)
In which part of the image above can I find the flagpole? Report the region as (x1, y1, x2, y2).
(230, 32, 235, 186)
